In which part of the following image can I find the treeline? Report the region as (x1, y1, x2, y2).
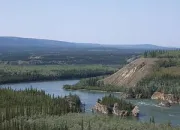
(143, 49, 180, 58)
(0, 88, 83, 126)
(126, 58, 180, 99)
(64, 65, 180, 100)
(99, 94, 134, 112)
(63, 76, 125, 92)
(0, 65, 117, 84)
(127, 74, 180, 99)
(0, 48, 137, 65)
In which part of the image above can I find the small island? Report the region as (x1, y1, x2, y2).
(92, 94, 139, 117)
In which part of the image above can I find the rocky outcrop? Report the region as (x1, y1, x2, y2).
(92, 102, 139, 117)
(151, 92, 179, 104)
(132, 106, 140, 117)
(158, 101, 171, 107)
(151, 92, 165, 100)
(112, 103, 129, 116)
(92, 102, 109, 114)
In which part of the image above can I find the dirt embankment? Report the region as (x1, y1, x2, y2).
(102, 58, 158, 87)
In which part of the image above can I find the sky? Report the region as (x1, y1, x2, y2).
(0, 0, 180, 47)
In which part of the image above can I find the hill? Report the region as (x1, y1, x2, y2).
(0, 36, 101, 52)
(0, 36, 172, 52)
(102, 58, 158, 87)
(105, 44, 173, 50)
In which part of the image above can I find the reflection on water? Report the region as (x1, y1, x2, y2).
(1, 80, 180, 125)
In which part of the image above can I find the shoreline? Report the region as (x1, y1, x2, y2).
(0, 79, 80, 86)
(65, 88, 123, 94)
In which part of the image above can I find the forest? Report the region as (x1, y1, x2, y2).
(0, 65, 117, 84)
(0, 88, 83, 129)
(143, 49, 180, 58)
(0, 47, 140, 65)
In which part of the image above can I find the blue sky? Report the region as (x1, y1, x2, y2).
(0, 0, 180, 47)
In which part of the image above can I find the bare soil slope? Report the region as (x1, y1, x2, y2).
(103, 58, 158, 87)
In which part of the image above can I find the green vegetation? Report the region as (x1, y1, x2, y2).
(99, 94, 134, 112)
(0, 48, 138, 65)
(143, 50, 180, 58)
(63, 76, 126, 92)
(0, 88, 83, 126)
(127, 69, 180, 99)
(0, 65, 117, 84)
(1, 113, 179, 130)
(126, 50, 180, 99)
(65, 50, 180, 100)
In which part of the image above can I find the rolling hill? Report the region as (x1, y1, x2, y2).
(0, 36, 173, 52)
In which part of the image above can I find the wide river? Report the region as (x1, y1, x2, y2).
(1, 80, 180, 126)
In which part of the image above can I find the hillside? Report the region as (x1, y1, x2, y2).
(0, 36, 172, 52)
(0, 36, 101, 52)
(102, 58, 158, 87)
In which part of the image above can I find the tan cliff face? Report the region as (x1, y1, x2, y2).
(151, 92, 179, 104)
(102, 58, 158, 87)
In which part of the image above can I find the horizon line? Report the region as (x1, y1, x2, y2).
(0, 35, 177, 48)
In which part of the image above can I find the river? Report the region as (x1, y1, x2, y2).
(1, 80, 180, 126)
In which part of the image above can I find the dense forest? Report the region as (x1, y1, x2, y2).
(0, 49, 137, 65)
(0, 65, 117, 84)
(0, 88, 83, 130)
(143, 49, 180, 58)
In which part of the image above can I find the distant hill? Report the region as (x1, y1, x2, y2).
(105, 44, 174, 50)
(0, 37, 174, 52)
(0, 36, 101, 52)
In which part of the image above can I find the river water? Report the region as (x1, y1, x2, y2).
(1, 80, 180, 126)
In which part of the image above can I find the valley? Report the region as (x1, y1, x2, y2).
(0, 37, 180, 129)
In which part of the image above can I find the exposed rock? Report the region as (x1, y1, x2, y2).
(102, 58, 158, 87)
(158, 101, 171, 107)
(92, 102, 109, 114)
(151, 92, 165, 100)
(121, 93, 133, 99)
(112, 103, 129, 116)
(132, 106, 140, 117)
(151, 92, 179, 104)
(92, 102, 139, 117)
